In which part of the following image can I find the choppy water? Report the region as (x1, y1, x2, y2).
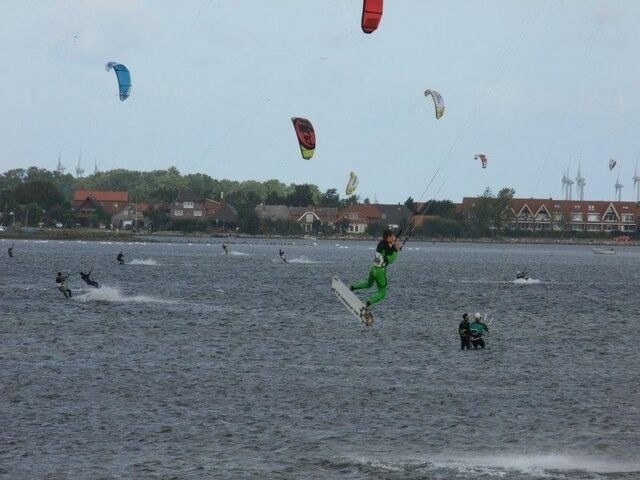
(1, 238, 639, 479)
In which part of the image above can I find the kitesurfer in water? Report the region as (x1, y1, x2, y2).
(469, 313, 489, 349)
(516, 269, 529, 280)
(56, 272, 72, 298)
(279, 249, 287, 263)
(459, 313, 472, 350)
(350, 228, 400, 325)
(7, 244, 14, 258)
(116, 252, 125, 265)
(80, 270, 99, 288)
(222, 244, 229, 255)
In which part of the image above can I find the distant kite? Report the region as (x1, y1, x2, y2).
(291, 117, 316, 160)
(609, 158, 617, 170)
(345, 171, 359, 196)
(474, 154, 488, 169)
(361, 0, 383, 34)
(424, 89, 445, 119)
(105, 62, 131, 101)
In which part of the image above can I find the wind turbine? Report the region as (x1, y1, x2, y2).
(615, 171, 623, 202)
(575, 163, 586, 201)
(75, 148, 84, 178)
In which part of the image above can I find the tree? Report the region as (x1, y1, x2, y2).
(493, 188, 515, 231)
(319, 188, 341, 207)
(13, 181, 67, 210)
(404, 196, 415, 213)
(287, 184, 316, 207)
(471, 187, 495, 233)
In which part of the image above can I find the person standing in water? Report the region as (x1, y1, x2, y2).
(350, 228, 401, 325)
(279, 249, 287, 263)
(222, 244, 229, 255)
(56, 272, 72, 298)
(469, 313, 489, 349)
(116, 251, 125, 265)
(7, 244, 14, 258)
(459, 313, 472, 350)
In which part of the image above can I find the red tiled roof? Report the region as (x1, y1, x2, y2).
(74, 190, 129, 202)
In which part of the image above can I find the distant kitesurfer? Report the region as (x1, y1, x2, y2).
(80, 270, 99, 288)
(469, 313, 489, 349)
(222, 244, 229, 255)
(350, 228, 401, 325)
(56, 272, 72, 298)
(516, 269, 529, 280)
(459, 313, 472, 350)
(116, 252, 125, 265)
(7, 244, 14, 258)
(279, 249, 287, 263)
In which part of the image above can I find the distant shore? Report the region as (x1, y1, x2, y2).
(0, 228, 637, 247)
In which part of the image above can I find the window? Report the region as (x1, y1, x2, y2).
(113, 203, 119, 210)
(381, 213, 387, 219)
(193, 210, 203, 217)
(622, 214, 634, 222)
(587, 213, 600, 222)
(174, 209, 183, 216)
(183, 201, 194, 209)
(603, 212, 617, 222)
(571, 213, 583, 222)
(305, 213, 314, 223)
(348, 212, 359, 220)
(588, 205, 595, 211)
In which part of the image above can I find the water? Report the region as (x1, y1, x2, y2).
(1, 238, 639, 479)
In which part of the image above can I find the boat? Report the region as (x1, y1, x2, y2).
(593, 247, 616, 255)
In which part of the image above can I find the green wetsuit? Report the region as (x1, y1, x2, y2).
(351, 240, 399, 306)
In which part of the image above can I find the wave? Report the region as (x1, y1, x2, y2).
(74, 286, 177, 304)
(229, 251, 250, 256)
(128, 258, 159, 265)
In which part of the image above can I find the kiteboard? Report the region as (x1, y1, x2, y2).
(331, 276, 374, 326)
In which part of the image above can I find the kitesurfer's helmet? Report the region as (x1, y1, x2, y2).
(474, 313, 481, 320)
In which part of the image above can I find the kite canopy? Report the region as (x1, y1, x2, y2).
(291, 117, 316, 160)
(105, 62, 132, 101)
(345, 171, 359, 196)
(609, 158, 617, 170)
(474, 154, 488, 169)
(424, 90, 445, 119)
(361, 0, 383, 34)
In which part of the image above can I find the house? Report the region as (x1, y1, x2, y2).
(111, 203, 149, 230)
(371, 203, 412, 229)
(73, 190, 129, 216)
(461, 197, 640, 233)
(255, 204, 290, 223)
(170, 195, 238, 231)
(288, 206, 338, 232)
(336, 204, 382, 234)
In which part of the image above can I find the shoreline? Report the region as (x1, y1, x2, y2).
(0, 228, 637, 247)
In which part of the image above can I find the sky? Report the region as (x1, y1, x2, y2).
(1, 0, 640, 204)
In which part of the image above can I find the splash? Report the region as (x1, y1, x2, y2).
(287, 256, 323, 264)
(229, 251, 250, 256)
(128, 258, 159, 266)
(75, 286, 177, 304)
(512, 278, 541, 284)
(430, 452, 640, 476)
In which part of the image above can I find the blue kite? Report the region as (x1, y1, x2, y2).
(105, 62, 132, 101)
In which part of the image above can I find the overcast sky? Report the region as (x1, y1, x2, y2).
(1, 0, 639, 203)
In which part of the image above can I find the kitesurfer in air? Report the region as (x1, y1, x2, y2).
(469, 313, 489, 349)
(222, 244, 229, 255)
(279, 249, 287, 263)
(7, 244, 14, 258)
(80, 270, 99, 288)
(56, 272, 72, 298)
(350, 228, 400, 325)
(116, 252, 125, 265)
(459, 313, 472, 350)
